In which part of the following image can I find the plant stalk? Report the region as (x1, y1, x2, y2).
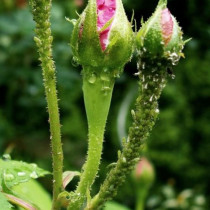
(135, 187, 149, 210)
(68, 67, 115, 209)
(29, 1, 64, 209)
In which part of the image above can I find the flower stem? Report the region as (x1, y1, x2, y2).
(135, 188, 148, 210)
(29, 0, 64, 208)
(68, 67, 115, 209)
(87, 66, 167, 210)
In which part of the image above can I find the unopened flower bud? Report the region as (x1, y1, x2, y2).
(136, 0, 185, 67)
(133, 158, 155, 187)
(132, 158, 155, 210)
(71, 0, 134, 72)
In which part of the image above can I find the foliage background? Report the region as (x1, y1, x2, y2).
(0, 0, 210, 209)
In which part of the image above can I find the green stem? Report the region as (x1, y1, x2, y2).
(29, 1, 64, 209)
(135, 188, 148, 210)
(87, 67, 167, 210)
(68, 67, 115, 209)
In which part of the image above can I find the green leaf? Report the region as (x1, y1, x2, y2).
(0, 192, 13, 210)
(103, 201, 131, 210)
(0, 155, 50, 189)
(62, 171, 80, 189)
(12, 179, 52, 210)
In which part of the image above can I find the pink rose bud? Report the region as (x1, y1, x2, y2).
(71, 0, 134, 73)
(136, 0, 185, 67)
(133, 158, 155, 187)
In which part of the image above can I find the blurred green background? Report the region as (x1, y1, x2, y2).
(0, 0, 210, 209)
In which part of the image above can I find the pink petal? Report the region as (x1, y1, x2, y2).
(97, 0, 116, 50)
(161, 8, 174, 46)
(99, 29, 109, 50)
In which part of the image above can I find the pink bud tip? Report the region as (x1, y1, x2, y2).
(136, 158, 152, 178)
(161, 8, 174, 46)
(97, 0, 116, 51)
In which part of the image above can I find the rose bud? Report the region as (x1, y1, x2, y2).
(132, 158, 155, 210)
(136, 0, 185, 67)
(71, 0, 134, 73)
(133, 158, 155, 186)
(68, 3, 133, 208)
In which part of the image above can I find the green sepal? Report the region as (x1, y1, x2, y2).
(78, 0, 103, 67)
(105, 0, 134, 70)
(157, 0, 167, 8)
(136, 0, 166, 57)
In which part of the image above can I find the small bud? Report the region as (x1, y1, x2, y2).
(71, 0, 134, 72)
(133, 158, 155, 187)
(136, 0, 185, 67)
(132, 158, 155, 210)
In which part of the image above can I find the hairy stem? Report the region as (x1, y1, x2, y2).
(68, 67, 115, 210)
(29, 0, 64, 208)
(87, 66, 167, 210)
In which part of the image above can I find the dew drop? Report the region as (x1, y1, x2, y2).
(18, 172, 26, 177)
(88, 73, 97, 84)
(102, 86, 111, 91)
(30, 171, 38, 179)
(100, 72, 110, 82)
(4, 173, 15, 181)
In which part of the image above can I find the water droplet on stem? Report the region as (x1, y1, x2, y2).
(88, 73, 97, 84)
